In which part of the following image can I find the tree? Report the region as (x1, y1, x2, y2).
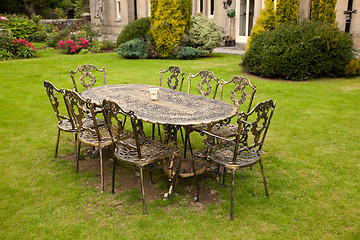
(311, 0, 337, 23)
(275, 0, 299, 26)
(150, 0, 192, 58)
(247, 0, 276, 47)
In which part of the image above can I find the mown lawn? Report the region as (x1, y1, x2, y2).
(0, 46, 359, 239)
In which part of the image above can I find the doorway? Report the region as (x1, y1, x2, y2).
(237, 0, 254, 42)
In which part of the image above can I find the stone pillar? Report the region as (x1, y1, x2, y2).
(299, 0, 311, 21)
(122, 0, 129, 24)
(253, 0, 263, 24)
(137, 0, 148, 18)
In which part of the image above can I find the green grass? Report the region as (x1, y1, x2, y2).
(1, 47, 360, 239)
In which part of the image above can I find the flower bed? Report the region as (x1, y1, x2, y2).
(56, 38, 89, 54)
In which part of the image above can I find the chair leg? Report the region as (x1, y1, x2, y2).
(112, 157, 116, 194)
(73, 133, 78, 165)
(55, 129, 61, 158)
(140, 167, 146, 214)
(192, 156, 199, 202)
(76, 140, 81, 173)
(152, 124, 155, 140)
(149, 165, 154, 185)
(222, 167, 227, 186)
(259, 160, 269, 197)
(216, 165, 220, 181)
(99, 147, 104, 192)
(230, 169, 235, 221)
(157, 124, 162, 143)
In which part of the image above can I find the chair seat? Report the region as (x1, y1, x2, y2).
(207, 142, 261, 169)
(82, 114, 105, 128)
(80, 126, 132, 146)
(114, 137, 175, 167)
(192, 123, 238, 138)
(58, 119, 77, 132)
(211, 123, 238, 138)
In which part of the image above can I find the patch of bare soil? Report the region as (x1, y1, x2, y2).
(61, 146, 221, 207)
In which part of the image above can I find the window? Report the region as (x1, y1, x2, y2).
(211, 0, 214, 15)
(115, 0, 121, 20)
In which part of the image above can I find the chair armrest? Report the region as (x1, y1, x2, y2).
(200, 130, 235, 142)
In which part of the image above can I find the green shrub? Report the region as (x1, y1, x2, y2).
(176, 46, 207, 60)
(311, 0, 337, 23)
(116, 17, 151, 46)
(115, 38, 147, 59)
(344, 58, 360, 76)
(79, 48, 90, 54)
(0, 32, 37, 60)
(16, 45, 36, 58)
(0, 31, 14, 50)
(0, 15, 39, 42)
(145, 34, 160, 59)
(46, 26, 71, 48)
(187, 14, 222, 53)
(91, 40, 116, 53)
(46, 23, 99, 48)
(32, 24, 48, 42)
(0, 49, 14, 61)
(150, 0, 192, 58)
(242, 20, 354, 80)
(275, 0, 299, 26)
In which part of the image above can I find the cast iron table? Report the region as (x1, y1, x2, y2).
(82, 84, 238, 196)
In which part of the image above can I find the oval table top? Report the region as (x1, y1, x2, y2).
(82, 84, 238, 126)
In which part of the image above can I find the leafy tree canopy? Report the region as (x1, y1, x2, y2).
(0, 0, 75, 17)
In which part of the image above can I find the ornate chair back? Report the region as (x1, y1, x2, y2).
(232, 100, 276, 163)
(102, 99, 143, 159)
(44, 80, 75, 130)
(220, 76, 256, 113)
(159, 66, 185, 91)
(70, 64, 106, 93)
(63, 89, 102, 142)
(187, 70, 221, 99)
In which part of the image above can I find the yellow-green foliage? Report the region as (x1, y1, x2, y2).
(311, 0, 337, 23)
(247, 0, 275, 48)
(275, 0, 299, 26)
(344, 58, 360, 76)
(150, 0, 192, 58)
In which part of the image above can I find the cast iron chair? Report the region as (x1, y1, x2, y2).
(194, 99, 276, 220)
(70, 64, 106, 93)
(159, 65, 185, 91)
(43, 80, 78, 162)
(187, 70, 221, 99)
(154, 66, 186, 145)
(187, 70, 223, 152)
(210, 76, 256, 138)
(63, 89, 133, 192)
(102, 99, 177, 214)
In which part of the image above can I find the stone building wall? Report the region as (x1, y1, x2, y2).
(90, 0, 359, 48)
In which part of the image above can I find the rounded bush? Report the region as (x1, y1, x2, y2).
(116, 17, 151, 46)
(187, 14, 222, 53)
(242, 20, 354, 80)
(115, 38, 147, 59)
(176, 46, 207, 60)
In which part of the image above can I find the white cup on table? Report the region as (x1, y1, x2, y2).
(149, 88, 160, 101)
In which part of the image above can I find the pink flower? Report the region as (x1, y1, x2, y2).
(0, 16, 8, 21)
